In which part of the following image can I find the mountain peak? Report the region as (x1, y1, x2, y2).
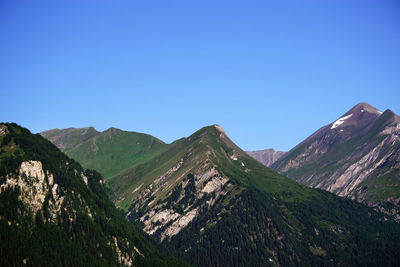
(213, 124, 227, 136)
(329, 102, 383, 130)
(190, 124, 228, 139)
(348, 102, 382, 115)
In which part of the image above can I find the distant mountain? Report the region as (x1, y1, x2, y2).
(246, 148, 285, 167)
(105, 125, 400, 266)
(0, 123, 185, 266)
(41, 127, 167, 179)
(271, 103, 400, 219)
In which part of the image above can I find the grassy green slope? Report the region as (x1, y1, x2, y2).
(109, 126, 313, 211)
(41, 127, 168, 179)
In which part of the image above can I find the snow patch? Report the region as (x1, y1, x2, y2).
(230, 154, 238, 161)
(331, 114, 353, 129)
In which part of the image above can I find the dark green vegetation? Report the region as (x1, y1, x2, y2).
(0, 123, 186, 266)
(168, 189, 399, 267)
(106, 125, 400, 266)
(272, 103, 400, 219)
(41, 127, 167, 179)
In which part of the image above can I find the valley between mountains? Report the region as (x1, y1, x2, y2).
(35, 103, 400, 266)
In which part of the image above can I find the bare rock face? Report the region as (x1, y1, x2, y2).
(1, 161, 50, 215)
(110, 125, 248, 243)
(271, 103, 400, 218)
(246, 149, 285, 167)
(130, 160, 232, 241)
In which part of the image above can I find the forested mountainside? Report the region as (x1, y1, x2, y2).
(107, 125, 400, 266)
(0, 123, 186, 266)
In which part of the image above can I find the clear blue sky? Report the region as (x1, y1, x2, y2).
(1, 0, 399, 151)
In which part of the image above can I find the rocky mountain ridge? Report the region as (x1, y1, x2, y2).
(246, 148, 285, 167)
(41, 127, 166, 179)
(271, 103, 400, 219)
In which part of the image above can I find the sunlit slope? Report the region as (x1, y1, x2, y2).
(109, 125, 400, 266)
(41, 127, 167, 179)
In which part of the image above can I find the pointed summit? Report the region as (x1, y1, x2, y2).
(347, 102, 382, 115)
(330, 102, 382, 131)
(188, 124, 233, 144)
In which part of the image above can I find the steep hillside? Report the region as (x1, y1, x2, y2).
(109, 125, 400, 266)
(271, 103, 400, 218)
(246, 148, 285, 167)
(0, 123, 185, 266)
(41, 127, 167, 179)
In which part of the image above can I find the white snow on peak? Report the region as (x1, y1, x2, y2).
(361, 109, 364, 113)
(331, 114, 353, 129)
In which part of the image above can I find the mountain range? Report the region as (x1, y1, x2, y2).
(0, 123, 185, 266)
(40, 121, 400, 266)
(41, 127, 166, 179)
